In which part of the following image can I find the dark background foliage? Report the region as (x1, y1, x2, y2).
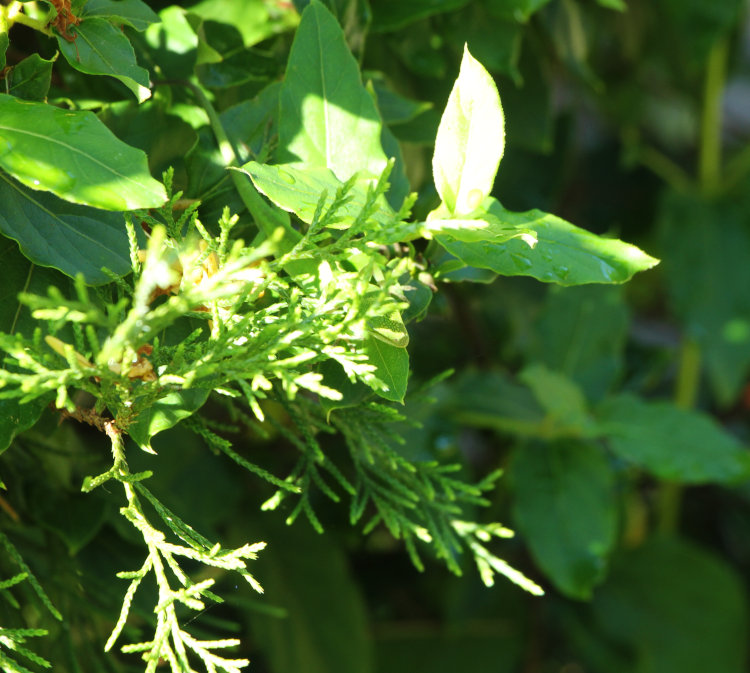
(2, 0, 750, 671)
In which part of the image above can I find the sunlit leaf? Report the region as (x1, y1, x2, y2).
(0, 94, 166, 211)
(433, 45, 504, 215)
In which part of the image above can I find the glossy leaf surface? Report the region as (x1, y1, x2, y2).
(127, 389, 210, 452)
(7, 54, 54, 101)
(81, 0, 160, 31)
(0, 94, 166, 211)
(0, 173, 140, 284)
(278, 1, 388, 181)
(364, 336, 409, 403)
(438, 205, 658, 285)
(57, 18, 151, 102)
(433, 45, 504, 215)
(238, 162, 399, 230)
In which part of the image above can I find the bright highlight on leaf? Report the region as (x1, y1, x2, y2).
(433, 44, 505, 215)
(0, 95, 166, 211)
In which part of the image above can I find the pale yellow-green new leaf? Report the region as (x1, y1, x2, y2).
(432, 45, 504, 215)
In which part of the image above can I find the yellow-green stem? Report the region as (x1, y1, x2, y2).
(657, 338, 701, 534)
(699, 38, 728, 196)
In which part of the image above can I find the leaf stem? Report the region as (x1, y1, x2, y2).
(699, 37, 728, 196)
(157, 79, 301, 252)
(3, 2, 53, 37)
(658, 338, 701, 534)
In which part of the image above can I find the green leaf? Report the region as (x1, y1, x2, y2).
(364, 336, 408, 403)
(127, 389, 210, 452)
(0, 94, 166, 211)
(81, 0, 161, 31)
(432, 45, 504, 215)
(658, 191, 750, 406)
(447, 370, 545, 435)
(0, 236, 74, 336)
(519, 364, 596, 436)
(278, 1, 388, 182)
(238, 162, 398, 231)
(98, 99, 197, 180)
(57, 18, 152, 102)
(318, 360, 374, 417)
(592, 537, 748, 673)
(0, 398, 48, 456)
(597, 394, 750, 484)
(425, 203, 536, 244)
(527, 286, 629, 400)
(510, 440, 617, 599)
(144, 6, 198, 80)
(248, 515, 374, 673)
(437, 203, 659, 285)
(7, 54, 54, 101)
(188, 0, 299, 47)
(0, 173, 141, 284)
(370, 77, 432, 125)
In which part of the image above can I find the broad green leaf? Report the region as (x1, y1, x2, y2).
(238, 162, 400, 232)
(0, 237, 74, 336)
(510, 440, 617, 599)
(127, 389, 210, 452)
(0, 236, 32, 335)
(7, 54, 54, 101)
(81, 0, 160, 31)
(144, 6, 198, 80)
(248, 515, 374, 673)
(401, 276, 433, 323)
(0, 398, 48, 456)
(0, 173, 140, 284)
(195, 21, 279, 88)
(527, 285, 629, 400)
(597, 394, 750, 483)
(98, 100, 197, 181)
(658, 191, 750, 406)
(432, 46, 504, 215)
(364, 336, 408, 403)
(378, 121, 410, 210)
(366, 306, 409, 348)
(519, 364, 596, 436)
(371, 0, 469, 32)
(438, 204, 659, 285)
(592, 537, 747, 673)
(278, 1, 388, 182)
(425, 209, 535, 245)
(57, 18, 151, 102)
(188, 0, 299, 47)
(447, 370, 545, 436)
(0, 94, 166, 211)
(318, 360, 374, 417)
(370, 77, 432, 125)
